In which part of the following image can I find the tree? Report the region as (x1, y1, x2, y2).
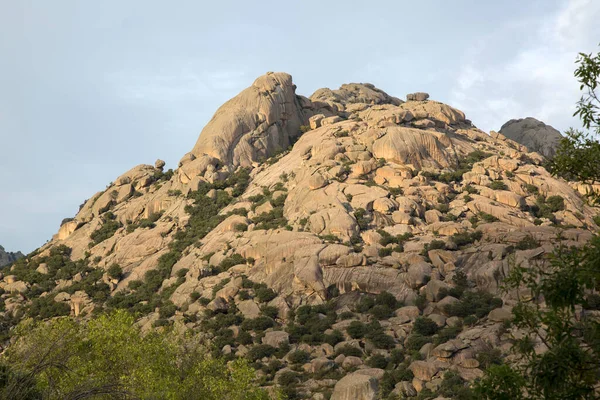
(476, 45, 600, 400)
(548, 45, 600, 203)
(0, 310, 272, 400)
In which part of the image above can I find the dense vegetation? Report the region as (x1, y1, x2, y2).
(0, 311, 270, 400)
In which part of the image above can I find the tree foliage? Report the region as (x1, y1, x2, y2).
(0, 310, 271, 400)
(475, 240, 600, 399)
(548, 45, 600, 202)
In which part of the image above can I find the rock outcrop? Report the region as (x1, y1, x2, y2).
(498, 117, 563, 157)
(185, 72, 312, 174)
(0, 245, 23, 268)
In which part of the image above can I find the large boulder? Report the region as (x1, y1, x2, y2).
(189, 72, 310, 169)
(498, 117, 562, 157)
(331, 371, 379, 400)
(311, 83, 402, 108)
(372, 127, 456, 169)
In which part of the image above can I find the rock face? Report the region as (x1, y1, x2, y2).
(331, 371, 379, 400)
(7, 72, 600, 400)
(187, 72, 311, 171)
(0, 245, 23, 268)
(498, 117, 562, 157)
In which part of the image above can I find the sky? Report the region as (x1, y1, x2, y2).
(1, 0, 599, 253)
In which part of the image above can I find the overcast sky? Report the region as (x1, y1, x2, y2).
(1, 0, 599, 253)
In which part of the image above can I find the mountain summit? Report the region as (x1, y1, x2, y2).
(0, 245, 23, 268)
(3, 73, 600, 399)
(499, 117, 563, 157)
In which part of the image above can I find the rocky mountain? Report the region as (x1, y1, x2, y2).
(498, 117, 563, 158)
(2, 72, 600, 399)
(0, 245, 23, 268)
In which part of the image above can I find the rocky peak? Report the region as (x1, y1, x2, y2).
(183, 72, 313, 173)
(310, 83, 403, 110)
(0, 245, 23, 268)
(498, 117, 563, 158)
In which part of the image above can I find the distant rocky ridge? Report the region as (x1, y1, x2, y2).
(498, 117, 563, 158)
(3, 72, 600, 399)
(0, 245, 23, 268)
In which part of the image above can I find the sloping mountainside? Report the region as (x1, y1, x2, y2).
(3, 72, 600, 399)
(0, 245, 23, 268)
(498, 117, 563, 158)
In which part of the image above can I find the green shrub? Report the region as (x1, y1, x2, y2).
(198, 297, 210, 306)
(354, 208, 370, 231)
(369, 304, 394, 320)
(413, 317, 439, 336)
(277, 370, 301, 387)
(438, 371, 475, 399)
(546, 195, 565, 211)
(464, 185, 479, 194)
(27, 297, 71, 319)
(255, 287, 277, 303)
(444, 291, 502, 318)
(365, 321, 395, 349)
(260, 306, 279, 319)
(252, 208, 288, 230)
(376, 291, 400, 309)
(107, 263, 123, 280)
(234, 223, 248, 232)
(90, 213, 122, 246)
(324, 330, 344, 346)
(437, 203, 450, 213)
(241, 316, 275, 332)
(288, 350, 310, 364)
(190, 292, 201, 301)
(339, 311, 355, 320)
(479, 212, 499, 223)
(159, 302, 177, 319)
(451, 231, 483, 247)
(489, 180, 508, 191)
(217, 254, 246, 272)
(238, 290, 251, 300)
(378, 230, 413, 247)
(246, 344, 276, 361)
(515, 235, 540, 250)
(366, 354, 389, 369)
(378, 248, 393, 257)
(415, 294, 427, 311)
(532, 195, 565, 220)
(434, 324, 463, 345)
(525, 184, 539, 194)
(128, 280, 143, 290)
(347, 321, 366, 339)
(477, 347, 503, 369)
(405, 334, 432, 351)
(426, 240, 446, 251)
(334, 345, 362, 357)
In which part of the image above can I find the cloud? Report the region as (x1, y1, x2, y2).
(450, 0, 600, 133)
